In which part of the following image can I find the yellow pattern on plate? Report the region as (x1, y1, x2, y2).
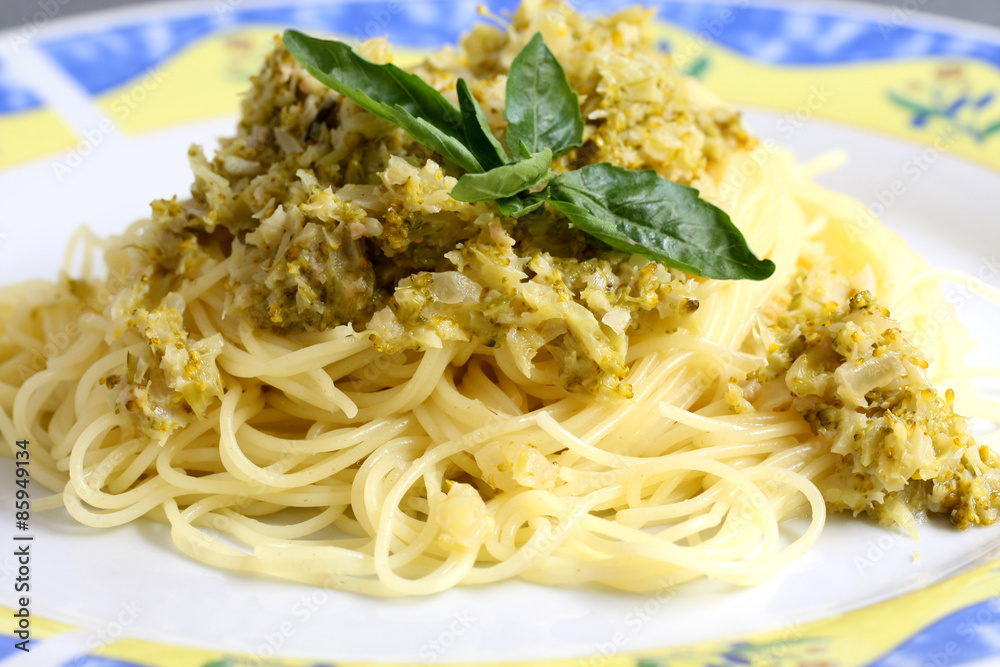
(0, 107, 77, 169)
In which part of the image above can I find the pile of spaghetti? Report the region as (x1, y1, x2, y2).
(3, 0, 999, 596)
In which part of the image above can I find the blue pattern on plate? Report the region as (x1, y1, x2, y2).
(0, 57, 42, 114)
(865, 598, 1000, 667)
(0, 635, 148, 666)
(38, 0, 1000, 98)
(58, 657, 150, 667)
(0, 635, 26, 660)
(647, 1, 1000, 67)
(39, 14, 218, 96)
(37, 0, 498, 96)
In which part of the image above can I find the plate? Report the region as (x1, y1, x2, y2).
(1, 1, 1000, 665)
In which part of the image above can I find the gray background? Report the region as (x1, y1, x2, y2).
(1, 0, 999, 31)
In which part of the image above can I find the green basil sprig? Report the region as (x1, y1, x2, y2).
(283, 29, 775, 281)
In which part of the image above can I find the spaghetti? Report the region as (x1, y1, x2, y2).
(1, 0, 997, 596)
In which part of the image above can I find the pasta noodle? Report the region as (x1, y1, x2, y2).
(1, 0, 996, 597)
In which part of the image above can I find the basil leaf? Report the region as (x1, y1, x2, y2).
(457, 78, 508, 171)
(283, 29, 482, 173)
(547, 163, 775, 280)
(451, 148, 553, 202)
(505, 32, 583, 157)
(497, 191, 549, 218)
